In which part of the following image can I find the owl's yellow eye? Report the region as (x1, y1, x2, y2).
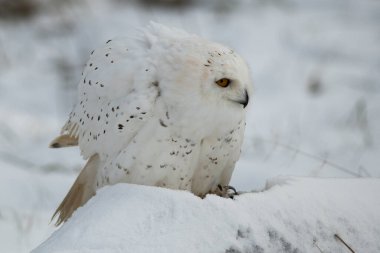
(215, 78, 231, 88)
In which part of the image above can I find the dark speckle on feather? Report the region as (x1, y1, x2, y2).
(159, 119, 167, 127)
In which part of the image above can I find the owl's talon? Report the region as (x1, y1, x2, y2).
(225, 185, 239, 199)
(215, 185, 239, 199)
(226, 185, 238, 194)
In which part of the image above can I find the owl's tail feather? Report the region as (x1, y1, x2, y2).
(52, 154, 100, 226)
(49, 134, 78, 148)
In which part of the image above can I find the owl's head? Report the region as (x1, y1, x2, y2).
(147, 23, 252, 137)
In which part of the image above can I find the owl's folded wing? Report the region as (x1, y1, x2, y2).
(50, 38, 159, 160)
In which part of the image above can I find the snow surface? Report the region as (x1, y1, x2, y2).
(1, 0, 380, 252)
(33, 177, 380, 253)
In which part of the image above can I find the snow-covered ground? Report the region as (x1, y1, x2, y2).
(34, 178, 380, 253)
(0, 0, 379, 252)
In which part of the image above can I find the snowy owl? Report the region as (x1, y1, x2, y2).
(50, 23, 252, 225)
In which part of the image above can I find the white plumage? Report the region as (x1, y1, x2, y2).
(51, 22, 252, 225)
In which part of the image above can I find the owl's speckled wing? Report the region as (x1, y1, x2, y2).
(58, 38, 159, 160)
(50, 37, 162, 225)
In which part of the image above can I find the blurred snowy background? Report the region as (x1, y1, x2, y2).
(0, 0, 379, 252)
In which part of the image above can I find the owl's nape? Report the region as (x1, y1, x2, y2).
(50, 22, 252, 225)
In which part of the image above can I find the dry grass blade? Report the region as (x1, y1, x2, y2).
(334, 234, 355, 253)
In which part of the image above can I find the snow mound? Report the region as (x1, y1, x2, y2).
(33, 177, 380, 253)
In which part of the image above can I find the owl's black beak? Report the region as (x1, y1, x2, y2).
(230, 89, 249, 108)
(239, 89, 249, 108)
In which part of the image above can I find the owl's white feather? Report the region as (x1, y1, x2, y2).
(52, 22, 252, 224)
